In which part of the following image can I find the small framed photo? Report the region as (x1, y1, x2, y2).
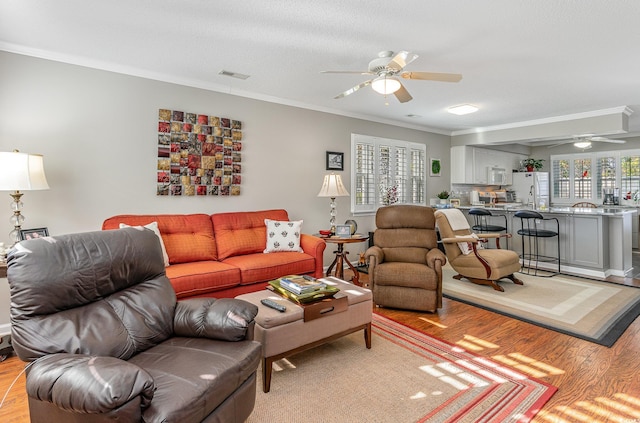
(430, 158, 442, 177)
(326, 151, 344, 171)
(450, 199, 461, 208)
(335, 225, 351, 238)
(19, 227, 49, 241)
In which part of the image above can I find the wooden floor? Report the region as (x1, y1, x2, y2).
(1, 267, 640, 423)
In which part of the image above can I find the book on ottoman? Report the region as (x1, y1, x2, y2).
(279, 275, 326, 295)
(268, 279, 339, 304)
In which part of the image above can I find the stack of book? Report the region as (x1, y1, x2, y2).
(279, 275, 326, 295)
(268, 275, 339, 304)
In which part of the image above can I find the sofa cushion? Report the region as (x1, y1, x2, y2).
(103, 214, 217, 263)
(223, 251, 315, 284)
(263, 219, 304, 253)
(212, 209, 290, 260)
(165, 261, 241, 298)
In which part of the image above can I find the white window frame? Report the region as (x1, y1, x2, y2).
(351, 133, 427, 215)
(551, 148, 640, 204)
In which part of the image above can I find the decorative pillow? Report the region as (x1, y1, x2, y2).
(455, 233, 484, 255)
(264, 219, 303, 253)
(119, 221, 170, 266)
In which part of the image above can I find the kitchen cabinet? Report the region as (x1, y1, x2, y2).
(450, 146, 526, 185)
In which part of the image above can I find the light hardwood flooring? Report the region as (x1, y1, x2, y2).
(1, 265, 640, 422)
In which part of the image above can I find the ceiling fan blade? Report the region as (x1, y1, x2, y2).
(400, 71, 462, 82)
(321, 70, 374, 75)
(589, 136, 626, 144)
(387, 51, 418, 72)
(547, 140, 575, 148)
(393, 83, 413, 103)
(334, 79, 374, 99)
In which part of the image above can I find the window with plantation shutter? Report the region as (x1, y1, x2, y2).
(351, 134, 426, 214)
(551, 149, 640, 204)
(620, 154, 640, 200)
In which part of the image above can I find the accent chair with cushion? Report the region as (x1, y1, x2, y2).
(365, 205, 447, 312)
(7, 227, 262, 423)
(435, 208, 522, 292)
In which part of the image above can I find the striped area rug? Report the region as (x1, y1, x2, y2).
(247, 314, 556, 423)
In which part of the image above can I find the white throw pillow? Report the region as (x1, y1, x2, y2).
(264, 219, 303, 253)
(119, 221, 170, 266)
(455, 233, 484, 255)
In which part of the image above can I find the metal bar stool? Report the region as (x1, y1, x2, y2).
(514, 210, 560, 277)
(469, 208, 508, 248)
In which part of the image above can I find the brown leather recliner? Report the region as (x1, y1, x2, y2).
(365, 205, 447, 312)
(7, 227, 262, 423)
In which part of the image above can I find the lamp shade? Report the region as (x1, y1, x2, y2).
(0, 151, 50, 191)
(317, 174, 349, 198)
(371, 76, 401, 95)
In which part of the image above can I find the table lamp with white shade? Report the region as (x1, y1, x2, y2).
(0, 150, 50, 244)
(317, 173, 349, 235)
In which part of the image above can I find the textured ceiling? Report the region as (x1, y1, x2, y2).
(2, 0, 640, 139)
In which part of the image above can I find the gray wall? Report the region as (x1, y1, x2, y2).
(0, 51, 451, 329)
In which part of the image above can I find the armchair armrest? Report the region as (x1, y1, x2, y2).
(26, 353, 154, 413)
(174, 298, 258, 341)
(426, 248, 447, 269)
(300, 233, 327, 279)
(365, 246, 384, 266)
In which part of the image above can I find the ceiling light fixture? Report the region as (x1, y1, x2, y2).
(447, 104, 479, 115)
(371, 76, 401, 95)
(574, 141, 592, 149)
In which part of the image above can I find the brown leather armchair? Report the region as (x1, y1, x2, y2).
(365, 205, 446, 312)
(435, 208, 522, 292)
(7, 228, 262, 423)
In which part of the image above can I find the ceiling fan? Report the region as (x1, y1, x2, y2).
(548, 135, 626, 149)
(321, 51, 462, 103)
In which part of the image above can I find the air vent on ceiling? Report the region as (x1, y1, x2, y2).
(218, 70, 250, 80)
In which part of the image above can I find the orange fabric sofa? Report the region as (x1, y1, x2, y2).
(102, 209, 326, 299)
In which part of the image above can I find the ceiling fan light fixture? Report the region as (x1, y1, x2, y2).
(574, 141, 592, 149)
(371, 76, 401, 95)
(447, 104, 479, 115)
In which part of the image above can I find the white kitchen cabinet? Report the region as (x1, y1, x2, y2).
(450, 146, 475, 184)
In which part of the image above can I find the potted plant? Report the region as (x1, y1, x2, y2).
(436, 190, 450, 204)
(523, 158, 545, 172)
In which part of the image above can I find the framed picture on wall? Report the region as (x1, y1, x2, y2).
(19, 227, 49, 241)
(430, 158, 442, 177)
(326, 151, 344, 171)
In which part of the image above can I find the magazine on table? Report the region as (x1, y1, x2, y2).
(279, 275, 326, 295)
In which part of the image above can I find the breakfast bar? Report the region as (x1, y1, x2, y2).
(459, 206, 637, 278)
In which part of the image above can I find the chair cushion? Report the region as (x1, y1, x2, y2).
(451, 249, 521, 280)
(130, 337, 261, 422)
(373, 262, 439, 290)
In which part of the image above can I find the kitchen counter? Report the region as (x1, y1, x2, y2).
(457, 206, 637, 278)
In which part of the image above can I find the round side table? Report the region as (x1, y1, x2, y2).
(322, 235, 369, 286)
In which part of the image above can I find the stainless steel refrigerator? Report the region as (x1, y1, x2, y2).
(510, 172, 549, 209)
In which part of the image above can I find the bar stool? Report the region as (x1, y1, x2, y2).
(469, 208, 508, 248)
(514, 210, 560, 277)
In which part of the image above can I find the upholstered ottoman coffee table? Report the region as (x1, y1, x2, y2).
(236, 276, 372, 392)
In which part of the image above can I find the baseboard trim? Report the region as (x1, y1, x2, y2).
(0, 323, 11, 336)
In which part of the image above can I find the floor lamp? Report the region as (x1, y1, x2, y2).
(317, 173, 349, 235)
(0, 150, 50, 245)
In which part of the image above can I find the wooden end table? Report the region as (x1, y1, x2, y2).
(323, 235, 369, 286)
(0, 262, 6, 278)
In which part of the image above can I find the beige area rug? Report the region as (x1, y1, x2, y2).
(247, 314, 556, 423)
(442, 266, 640, 347)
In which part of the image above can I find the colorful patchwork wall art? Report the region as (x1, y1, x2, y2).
(157, 109, 243, 196)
